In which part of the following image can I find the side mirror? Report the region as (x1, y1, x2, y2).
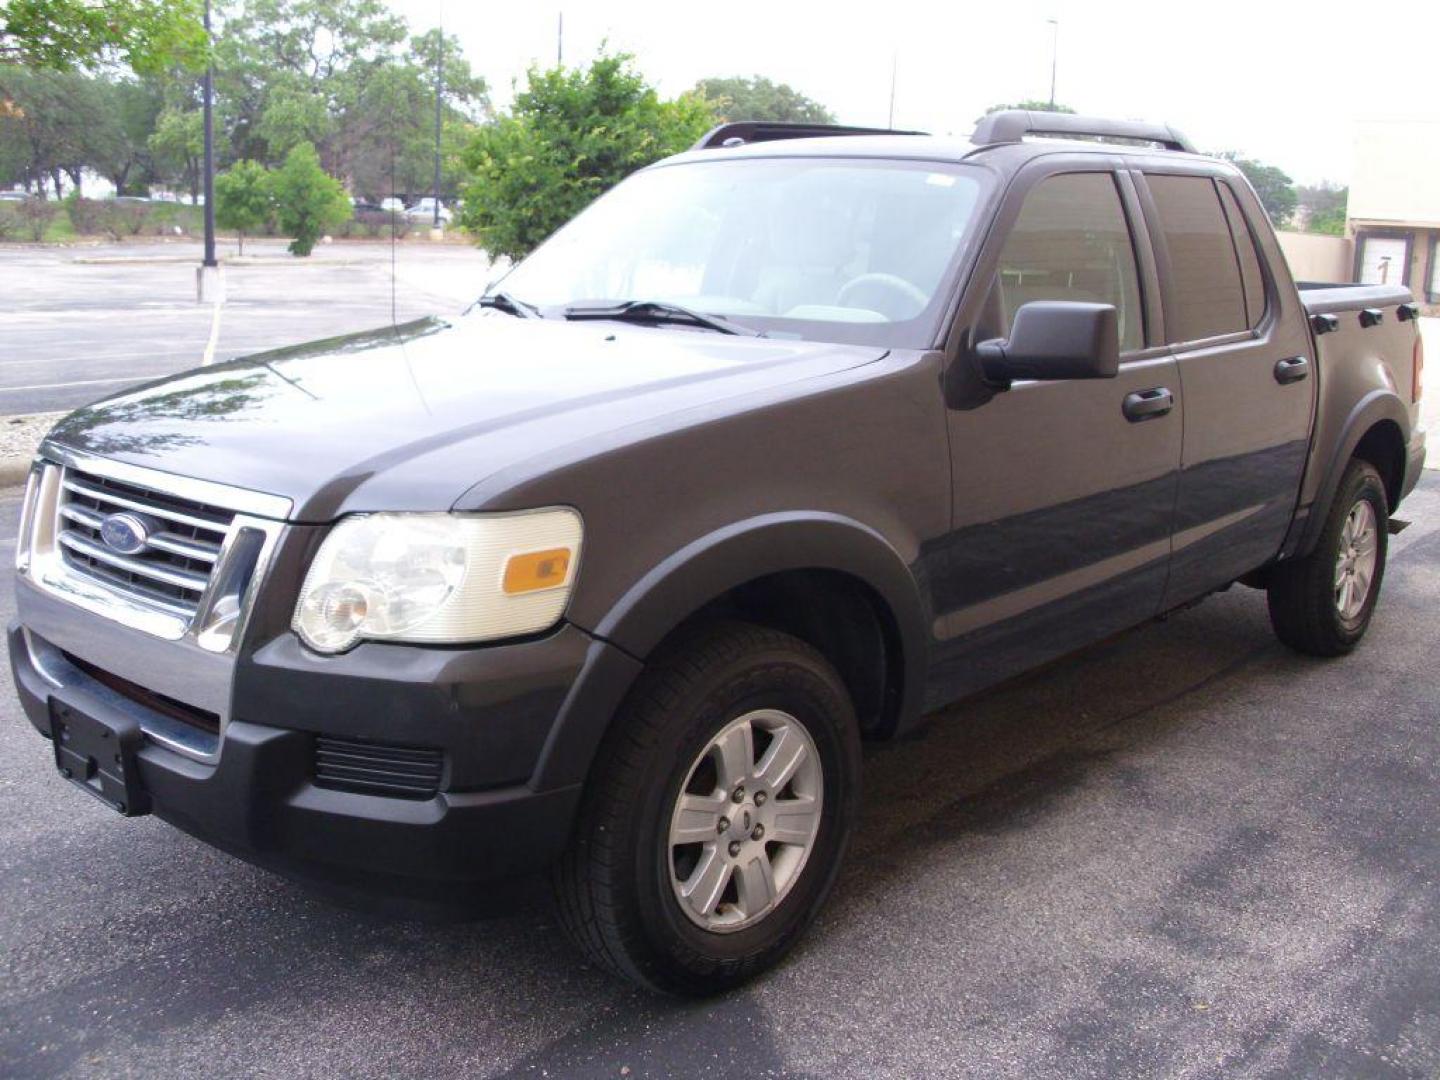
(976, 301, 1120, 382)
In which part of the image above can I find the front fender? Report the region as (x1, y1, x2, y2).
(530, 513, 930, 790)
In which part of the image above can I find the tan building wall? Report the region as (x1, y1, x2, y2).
(1350, 119, 1440, 225)
(1276, 231, 1353, 283)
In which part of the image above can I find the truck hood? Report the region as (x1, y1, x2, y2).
(45, 313, 886, 520)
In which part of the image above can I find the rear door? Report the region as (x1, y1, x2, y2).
(1136, 169, 1316, 606)
(926, 160, 1183, 706)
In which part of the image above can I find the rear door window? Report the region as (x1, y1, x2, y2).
(993, 172, 1144, 354)
(1145, 174, 1248, 344)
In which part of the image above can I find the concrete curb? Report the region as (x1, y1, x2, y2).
(0, 456, 32, 490)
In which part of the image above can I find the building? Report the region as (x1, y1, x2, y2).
(1348, 118, 1440, 309)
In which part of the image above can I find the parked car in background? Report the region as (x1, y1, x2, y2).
(379, 196, 405, 213)
(0, 189, 29, 201)
(405, 197, 452, 225)
(11, 113, 1427, 997)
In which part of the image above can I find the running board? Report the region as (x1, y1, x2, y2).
(1388, 518, 1410, 534)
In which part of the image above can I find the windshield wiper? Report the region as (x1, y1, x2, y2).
(562, 300, 763, 337)
(473, 290, 541, 319)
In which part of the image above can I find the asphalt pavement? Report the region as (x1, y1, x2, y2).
(0, 240, 487, 415)
(2, 474, 1439, 1078)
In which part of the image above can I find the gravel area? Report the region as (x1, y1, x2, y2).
(0, 411, 64, 461)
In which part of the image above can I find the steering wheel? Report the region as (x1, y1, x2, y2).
(835, 273, 929, 320)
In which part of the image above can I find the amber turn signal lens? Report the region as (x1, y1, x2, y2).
(502, 547, 573, 594)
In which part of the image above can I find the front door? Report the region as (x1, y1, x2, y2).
(925, 165, 1183, 708)
(1138, 171, 1316, 607)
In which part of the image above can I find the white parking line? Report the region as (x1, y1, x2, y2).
(0, 375, 144, 393)
(201, 296, 224, 366)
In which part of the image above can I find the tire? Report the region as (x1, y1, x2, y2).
(553, 621, 861, 996)
(1267, 458, 1388, 657)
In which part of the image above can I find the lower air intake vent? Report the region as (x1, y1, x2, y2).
(313, 736, 444, 799)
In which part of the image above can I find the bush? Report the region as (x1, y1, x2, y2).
(270, 142, 349, 256)
(0, 204, 18, 241)
(354, 209, 388, 238)
(64, 194, 107, 236)
(458, 54, 714, 260)
(17, 197, 58, 241)
(215, 159, 274, 255)
(97, 201, 152, 239)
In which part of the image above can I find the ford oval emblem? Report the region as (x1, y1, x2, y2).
(98, 512, 153, 556)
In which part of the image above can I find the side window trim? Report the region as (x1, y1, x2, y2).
(1215, 179, 1270, 332)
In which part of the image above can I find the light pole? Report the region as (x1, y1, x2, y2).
(202, 0, 216, 268)
(197, 0, 222, 303)
(1047, 18, 1059, 109)
(432, 16, 443, 230)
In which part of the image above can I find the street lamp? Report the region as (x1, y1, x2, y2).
(198, 0, 221, 302)
(1047, 18, 1059, 109)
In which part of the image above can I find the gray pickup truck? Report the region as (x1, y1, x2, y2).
(11, 112, 1426, 995)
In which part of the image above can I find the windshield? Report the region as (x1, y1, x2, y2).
(493, 157, 987, 346)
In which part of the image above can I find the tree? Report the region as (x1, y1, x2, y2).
(1219, 153, 1297, 227)
(93, 76, 165, 195)
(0, 67, 109, 195)
(148, 105, 207, 202)
(0, 0, 207, 74)
(694, 75, 833, 124)
(458, 54, 714, 261)
(1298, 182, 1347, 236)
(270, 140, 347, 255)
(984, 99, 1076, 116)
(215, 158, 272, 254)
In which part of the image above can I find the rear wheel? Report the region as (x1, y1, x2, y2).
(1267, 458, 1388, 656)
(553, 622, 860, 995)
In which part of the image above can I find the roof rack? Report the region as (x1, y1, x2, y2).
(692, 121, 928, 151)
(971, 110, 1196, 154)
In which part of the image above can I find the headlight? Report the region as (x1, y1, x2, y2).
(292, 509, 582, 653)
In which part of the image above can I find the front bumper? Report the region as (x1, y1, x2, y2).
(8, 607, 637, 906)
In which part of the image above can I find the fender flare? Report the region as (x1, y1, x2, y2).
(530, 512, 931, 791)
(1293, 388, 1410, 558)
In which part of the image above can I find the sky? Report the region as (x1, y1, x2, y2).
(389, 0, 1440, 188)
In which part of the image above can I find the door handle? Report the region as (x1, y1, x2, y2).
(1122, 387, 1173, 422)
(1274, 356, 1309, 384)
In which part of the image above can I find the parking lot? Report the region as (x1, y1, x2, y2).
(2, 470, 1438, 1077)
(0, 240, 485, 415)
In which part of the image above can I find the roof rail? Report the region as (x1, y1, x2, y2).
(692, 121, 927, 151)
(971, 110, 1196, 154)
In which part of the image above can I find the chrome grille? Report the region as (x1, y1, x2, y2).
(55, 469, 237, 622)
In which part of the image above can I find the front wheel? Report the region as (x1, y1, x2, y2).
(553, 622, 860, 995)
(1267, 458, 1388, 656)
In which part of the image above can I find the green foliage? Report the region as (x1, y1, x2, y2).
(0, 0, 207, 74)
(1219, 153, 1297, 227)
(985, 99, 1076, 116)
(0, 67, 112, 195)
(147, 105, 208, 201)
(458, 54, 715, 261)
(1307, 206, 1346, 236)
(93, 76, 165, 194)
(1298, 182, 1346, 235)
(215, 157, 272, 253)
(694, 75, 834, 124)
(213, 1, 486, 194)
(255, 86, 332, 159)
(269, 140, 347, 255)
